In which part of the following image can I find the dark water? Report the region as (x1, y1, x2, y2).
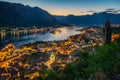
(0, 27, 83, 48)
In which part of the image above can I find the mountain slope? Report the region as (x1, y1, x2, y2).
(55, 12, 120, 26)
(0, 1, 63, 27)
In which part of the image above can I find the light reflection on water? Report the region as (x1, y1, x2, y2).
(1, 27, 83, 48)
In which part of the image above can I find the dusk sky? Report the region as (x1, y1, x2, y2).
(0, 0, 120, 16)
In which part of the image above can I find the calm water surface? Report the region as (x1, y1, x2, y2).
(1, 27, 83, 48)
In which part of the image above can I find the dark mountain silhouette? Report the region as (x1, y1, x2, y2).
(0, 1, 64, 27)
(55, 12, 120, 26)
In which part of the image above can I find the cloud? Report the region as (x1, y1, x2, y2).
(79, 8, 120, 16)
(87, 10, 95, 13)
(81, 11, 84, 13)
(80, 10, 95, 15)
(105, 8, 115, 11)
(81, 10, 95, 14)
(113, 10, 120, 14)
(103, 8, 120, 14)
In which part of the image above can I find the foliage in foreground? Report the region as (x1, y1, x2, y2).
(36, 43, 120, 80)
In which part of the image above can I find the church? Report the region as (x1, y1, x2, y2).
(102, 19, 112, 44)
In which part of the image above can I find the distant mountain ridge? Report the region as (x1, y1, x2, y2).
(0, 1, 64, 27)
(55, 12, 120, 26)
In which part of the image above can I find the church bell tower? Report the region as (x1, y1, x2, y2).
(103, 19, 112, 44)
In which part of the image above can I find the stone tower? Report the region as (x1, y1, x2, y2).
(103, 19, 112, 44)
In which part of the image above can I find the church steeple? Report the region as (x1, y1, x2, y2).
(104, 19, 110, 27)
(103, 19, 112, 44)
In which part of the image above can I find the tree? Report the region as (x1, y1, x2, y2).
(37, 65, 48, 80)
(36, 43, 120, 80)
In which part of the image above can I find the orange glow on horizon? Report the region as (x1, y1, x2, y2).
(47, 9, 94, 16)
